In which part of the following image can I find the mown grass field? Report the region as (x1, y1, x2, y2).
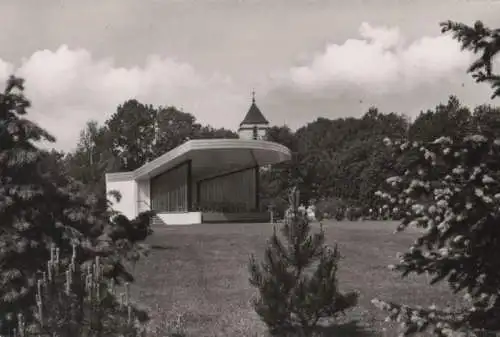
(129, 221, 457, 336)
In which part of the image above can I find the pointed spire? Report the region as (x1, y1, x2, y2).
(239, 90, 269, 126)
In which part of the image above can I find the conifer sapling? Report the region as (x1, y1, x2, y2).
(248, 187, 358, 337)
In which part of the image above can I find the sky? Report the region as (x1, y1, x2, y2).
(0, 0, 499, 151)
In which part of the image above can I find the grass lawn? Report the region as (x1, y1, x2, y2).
(129, 221, 457, 336)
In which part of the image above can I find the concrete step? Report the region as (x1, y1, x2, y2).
(151, 215, 166, 226)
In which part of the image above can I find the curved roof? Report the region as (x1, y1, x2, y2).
(106, 139, 291, 182)
(240, 99, 269, 126)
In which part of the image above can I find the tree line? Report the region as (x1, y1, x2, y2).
(58, 92, 500, 219)
(261, 96, 500, 219)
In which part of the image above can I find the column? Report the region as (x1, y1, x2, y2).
(254, 165, 260, 211)
(187, 160, 192, 211)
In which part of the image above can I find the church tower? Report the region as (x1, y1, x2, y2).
(238, 91, 270, 140)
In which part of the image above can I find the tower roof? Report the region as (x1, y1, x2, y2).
(240, 91, 269, 126)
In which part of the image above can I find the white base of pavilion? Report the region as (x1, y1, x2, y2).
(155, 212, 203, 226)
(153, 211, 270, 225)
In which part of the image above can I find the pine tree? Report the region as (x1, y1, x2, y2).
(441, 20, 500, 98)
(0, 76, 152, 332)
(248, 187, 358, 337)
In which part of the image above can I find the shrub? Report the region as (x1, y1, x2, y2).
(373, 135, 500, 336)
(248, 187, 358, 337)
(345, 207, 363, 221)
(315, 197, 346, 221)
(262, 196, 289, 220)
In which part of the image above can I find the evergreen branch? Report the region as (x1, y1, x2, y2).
(441, 20, 500, 98)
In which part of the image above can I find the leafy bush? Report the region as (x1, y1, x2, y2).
(345, 207, 363, 221)
(373, 135, 500, 336)
(315, 197, 346, 221)
(248, 188, 358, 337)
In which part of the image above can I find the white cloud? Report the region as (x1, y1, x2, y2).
(0, 45, 246, 151)
(0, 22, 489, 152)
(289, 22, 474, 95)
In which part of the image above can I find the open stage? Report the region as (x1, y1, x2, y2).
(105, 139, 291, 225)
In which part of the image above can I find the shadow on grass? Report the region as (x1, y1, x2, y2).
(315, 320, 376, 337)
(150, 244, 178, 251)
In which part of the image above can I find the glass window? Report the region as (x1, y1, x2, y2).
(151, 163, 188, 212)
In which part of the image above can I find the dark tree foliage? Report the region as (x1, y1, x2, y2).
(261, 125, 302, 214)
(470, 104, 500, 139)
(248, 188, 358, 337)
(409, 96, 473, 143)
(65, 120, 119, 210)
(255, 94, 500, 224)
(104, 100, 238, 172)
(0, 76, 152, 332)
(261, 111, 408, 215)
(105, 99, 158, 171)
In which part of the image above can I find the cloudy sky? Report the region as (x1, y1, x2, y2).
(0, 0, 499, 151)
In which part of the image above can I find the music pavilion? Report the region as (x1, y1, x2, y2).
(105, 94, 291, 225)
